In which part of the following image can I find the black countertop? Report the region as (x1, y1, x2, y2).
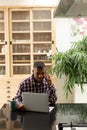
(0, 103, 87, 130)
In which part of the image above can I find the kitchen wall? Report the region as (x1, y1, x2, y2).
(55, 18, 72, 52)
(55, 17, 87, 103)
(55, 18, 74, 103)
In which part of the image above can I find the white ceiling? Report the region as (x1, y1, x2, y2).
(0, 0, 59, 6)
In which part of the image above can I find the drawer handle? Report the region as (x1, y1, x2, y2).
(7, 86, 10, 89)
(5, 41, 7, 45)
(7, 96, 10, 98)
(7, 91, 10, 93)
(7, 81, 10, 83)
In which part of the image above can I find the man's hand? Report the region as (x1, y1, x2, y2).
(17, 103, 25, 111)
(45, 74, 52, 85)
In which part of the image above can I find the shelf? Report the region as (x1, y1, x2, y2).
(13, 63, 30, 66)
(33, 41, 52, 44)
(12, 53, 31, 55)
(32, 19, 51, 22)
(12, 31, 30, 33)
(0, 61, 5, 63)
(13, 60, 31, 64)
(0, 53, 5, 55)
(34, 60, 51, 63)
(12, 40, 31, 43)
(33, 53, 48, 55)
(0, 42, 5, 44)
(12, 20, 30, 22)
(0, 31, 4, 33)
(33, 31, 52, 33)
(0, 20, 4, 22)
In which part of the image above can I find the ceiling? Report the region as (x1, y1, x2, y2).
(54, 0, 87, 18)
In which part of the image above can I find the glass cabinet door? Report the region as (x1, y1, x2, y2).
(0, 9, 8, 76)
(10, 9, 31, 76)
(32, 9, 53, 71)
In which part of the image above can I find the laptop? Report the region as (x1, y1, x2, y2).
(22, 92, 54, 113)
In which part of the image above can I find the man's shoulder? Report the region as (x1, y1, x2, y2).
(21, 76, 32, 84)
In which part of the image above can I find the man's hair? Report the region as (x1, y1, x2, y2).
(33, 61, 45, 69)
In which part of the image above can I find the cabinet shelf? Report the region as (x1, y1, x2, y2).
(0, 64, 5, 66)
(32, 19, 51, 22)
(13, 63, 31, 66)
(33, 53, 48, 55)
(0, 31, 4, 33)
(12, 53, 31, 55)
(0, 53, 5, 55)
(0, 42, 5, 44)
(33, 31, 52, 33)
(13, 60, 31, 63)
(12, 40, 31, 43)
(12, 31, 30, 33)
(0, 61, 5, 63)
(0, 19, 4, 23)
(34, 60, 51, 63)
(12, 20, 30, 22)
(33, 41, 52, 44)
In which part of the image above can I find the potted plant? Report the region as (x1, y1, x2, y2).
(50, 36, 87, 97)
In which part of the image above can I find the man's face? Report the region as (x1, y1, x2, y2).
(33, 68, 46, 82)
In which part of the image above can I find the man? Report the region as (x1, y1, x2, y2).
(13, 61, 57, 110)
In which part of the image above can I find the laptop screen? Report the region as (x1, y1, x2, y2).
(22, 92, 49, 112)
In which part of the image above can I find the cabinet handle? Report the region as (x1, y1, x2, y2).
(7, 81, 10, 83)
(7, 91, 10, 93)
(7, 86, 10, 89)
(52, 40, 54, 44)
(7, 96, 10, 98)
(10, 41, 12, 44)
(5, 41, 7, 44)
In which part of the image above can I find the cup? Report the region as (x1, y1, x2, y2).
(10, 100, 17, 111)
(10, 111, 17, 121)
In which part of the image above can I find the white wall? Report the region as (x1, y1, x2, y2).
(56, 76, 74, 103)
(55, 18, 72, 52)
(55, 18, 74, 103)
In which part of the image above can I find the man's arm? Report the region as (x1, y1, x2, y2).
(49, 85, 57, 105)
(13, 83, 25, 110)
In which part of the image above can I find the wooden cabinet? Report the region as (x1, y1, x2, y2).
(0, 7, 55, 77)
(0, 9, 9, 76)
(0, 78, 24, 106)
(0, 7, 56, 105)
